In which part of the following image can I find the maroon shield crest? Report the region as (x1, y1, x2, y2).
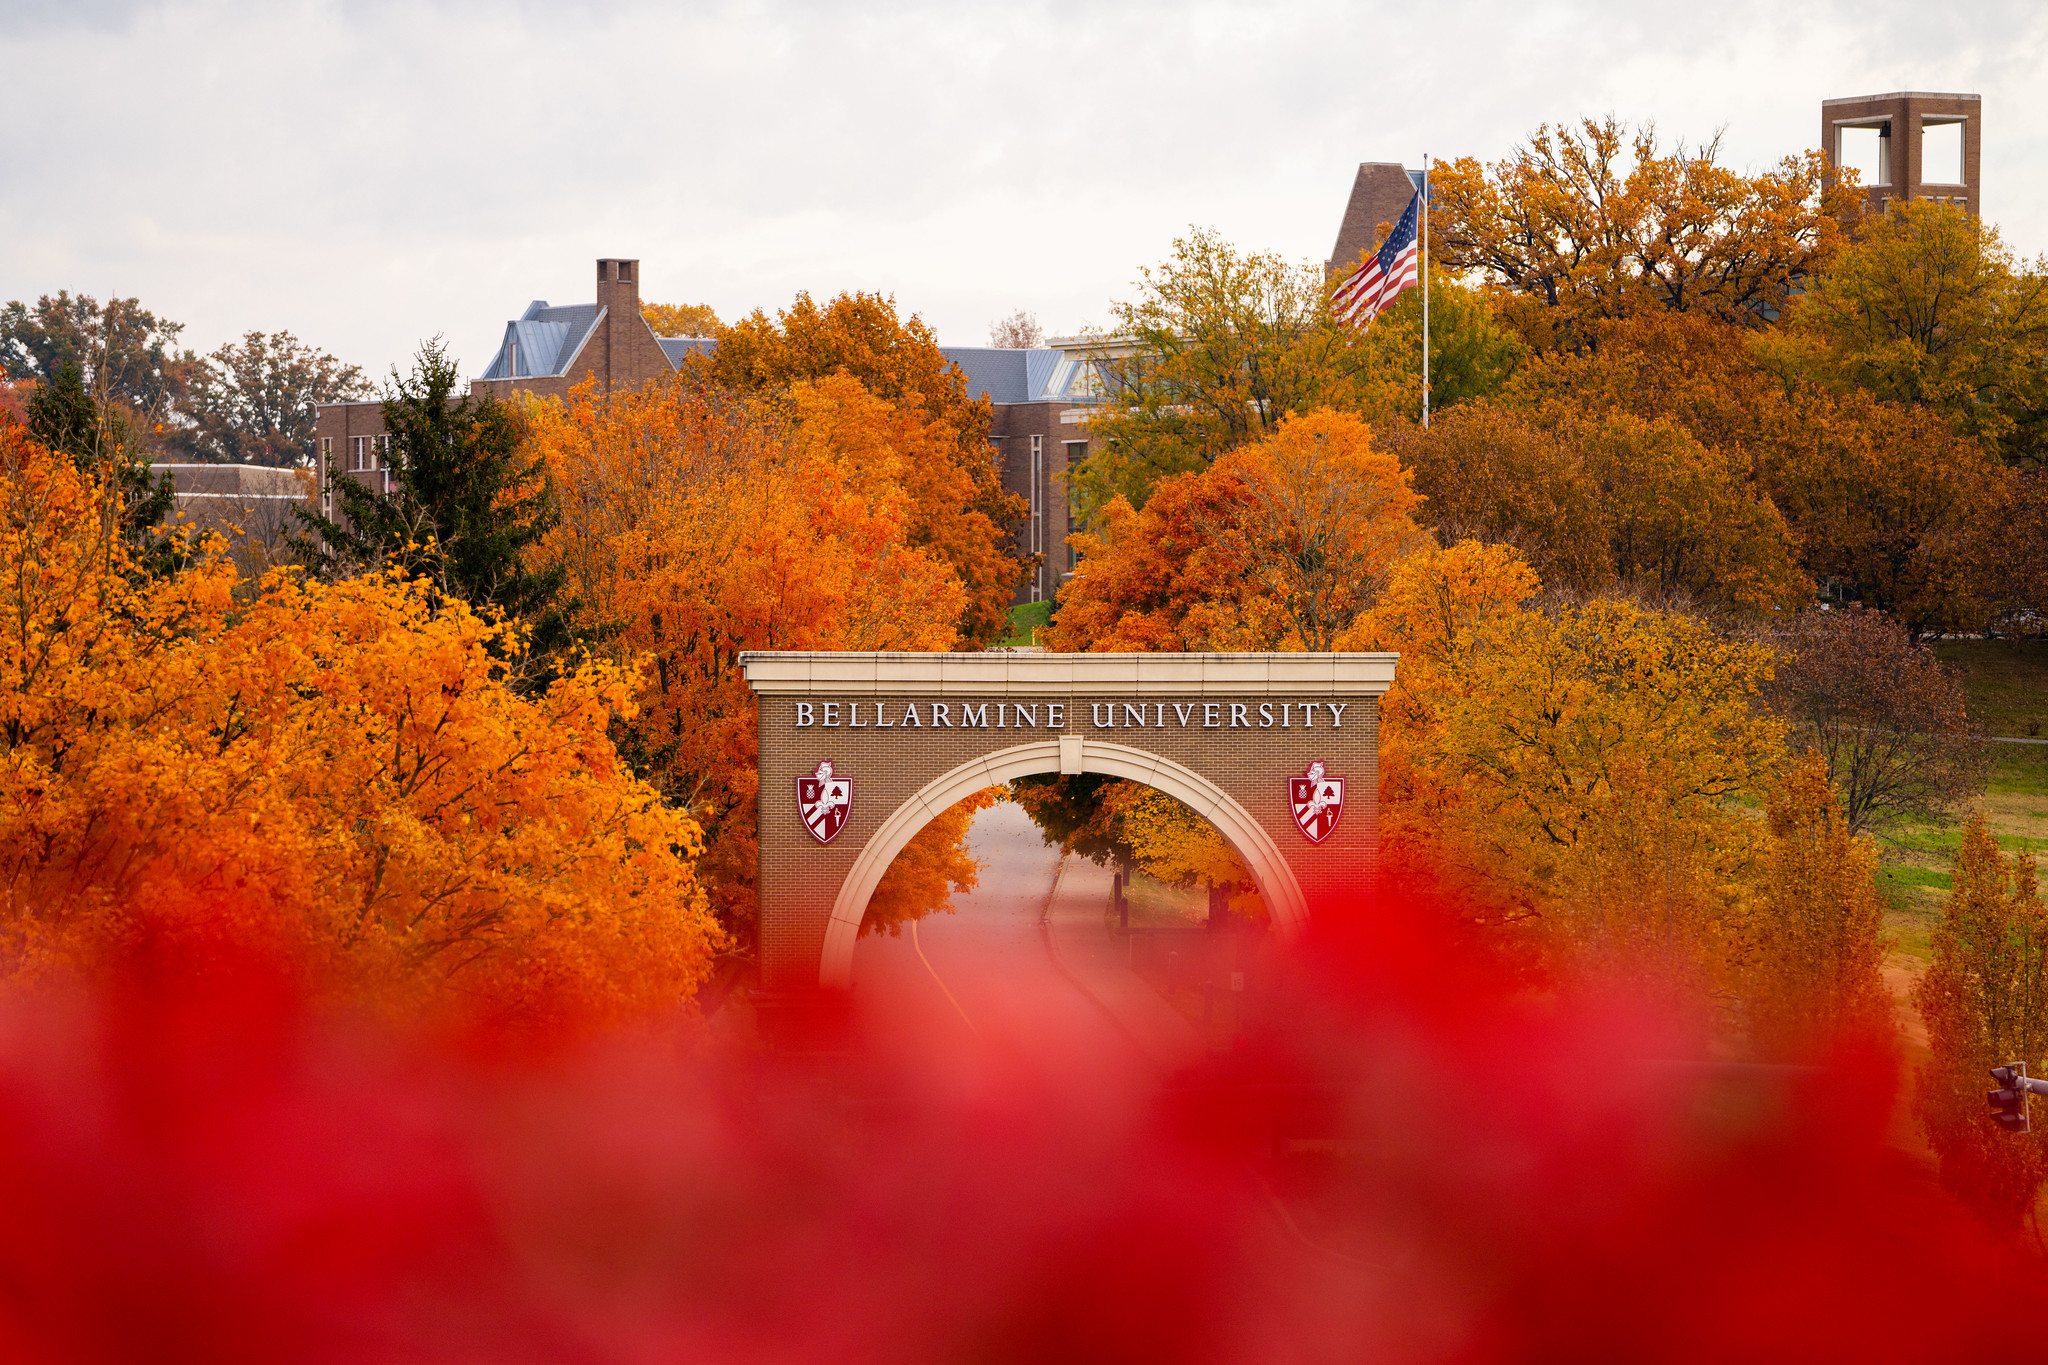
(798, 761, 853, 845)
(1289, 762, 1344, 844)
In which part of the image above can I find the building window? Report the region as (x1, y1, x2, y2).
(1835, 123, 1890, 187)
(1028, 435, 1044, 599)
(350, 436, 367, 471)
(321, 436, 331, 466)
(1064, 442, 1087, 569)
(1922, 118, 1964, 186)
(374, 435, 391, 469)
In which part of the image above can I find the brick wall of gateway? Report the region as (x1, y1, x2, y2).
(753, 691, 1383, 989)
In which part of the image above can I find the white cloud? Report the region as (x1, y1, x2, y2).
(2, 0, 2042, 376)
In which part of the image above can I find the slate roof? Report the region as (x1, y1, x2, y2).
(658, 337, 717, 367)
(941, 347, 1096, 405)
(477, 318, 1095, 405)
(478, 302, 604, 379)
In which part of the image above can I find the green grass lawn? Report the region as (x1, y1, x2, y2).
(1000, 599, 1052, 647)
(1882, 640, 2048, 966)
(1934, 638, 2048, 739)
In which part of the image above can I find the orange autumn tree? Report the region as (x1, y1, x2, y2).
(0, 420, 717, 1028)
(525, 373, 993, 950)
(704, 291, 1028, 645)
(1048, 409, 1424, 652)
(1913, 816, 2048, 1232)
(1739, 755, 1892, 1059)
(1031, 409, 1420, 908)
(1386, 397, 1809, 613)
(1503, 311, 2009, 633)
(1430, 117, 1856, 351)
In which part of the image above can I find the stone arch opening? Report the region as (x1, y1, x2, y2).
(822, 739, 1306, 989)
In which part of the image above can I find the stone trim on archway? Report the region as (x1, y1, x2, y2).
(820, 738, 1308, 989)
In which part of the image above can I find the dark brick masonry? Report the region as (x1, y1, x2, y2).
(754, 688, 1383, 989)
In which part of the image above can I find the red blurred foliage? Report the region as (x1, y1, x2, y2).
(0, 890, 2040, 1363)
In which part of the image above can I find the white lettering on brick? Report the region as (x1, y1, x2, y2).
(797, 702, 814, 727)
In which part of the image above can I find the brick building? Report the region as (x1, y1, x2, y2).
(942, 336, 1125, 604)
(313, 257, 706, 511)
(1328, 161, 1425, 276)
(1822, 91, 1981, 216)
(313, 255, 1115, 607)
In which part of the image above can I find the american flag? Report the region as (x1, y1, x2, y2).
(1330, 191, 1421, 329)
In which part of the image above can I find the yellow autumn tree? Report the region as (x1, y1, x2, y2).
(1352, 544, 1785, 974)
(524, 372, 991, 950)
(1765, 200, 2048, 465)
(1336, 538, 1541, 894)
(642, 301, 721, 338)
(1119, 787, 1261, 919)
(0, 421, 717, 1029)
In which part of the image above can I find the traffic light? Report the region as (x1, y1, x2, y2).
(1989, 1065, 2030, 1132)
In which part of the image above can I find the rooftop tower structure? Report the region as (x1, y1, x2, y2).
(1822, 91, 1980, 216)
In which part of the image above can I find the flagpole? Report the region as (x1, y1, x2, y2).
(1421, 152, 1431, 430)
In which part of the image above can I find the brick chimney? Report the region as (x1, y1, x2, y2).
(596, 259, 640, 390)
(596, 257, 639, 314)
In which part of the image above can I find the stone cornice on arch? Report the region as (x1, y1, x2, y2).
(740, 651, 1398, 697)
(820, 738, 1307, 989)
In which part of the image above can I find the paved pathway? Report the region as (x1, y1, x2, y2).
(849, 801, 1202, 1073)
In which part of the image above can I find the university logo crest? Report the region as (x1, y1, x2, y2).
(798, 760, 853, 845)
(1289, 761, 1344, 845)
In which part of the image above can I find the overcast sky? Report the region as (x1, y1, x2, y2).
(4, 0, 2044, 382)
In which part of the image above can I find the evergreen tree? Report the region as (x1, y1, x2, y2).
(293, 340, 570, 670)
(1912, 815, 2048, 1234)
(25, 362, 179, 572)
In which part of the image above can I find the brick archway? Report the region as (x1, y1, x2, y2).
(818, 738, 1307, 989)
(741, 652, 1398, 990)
